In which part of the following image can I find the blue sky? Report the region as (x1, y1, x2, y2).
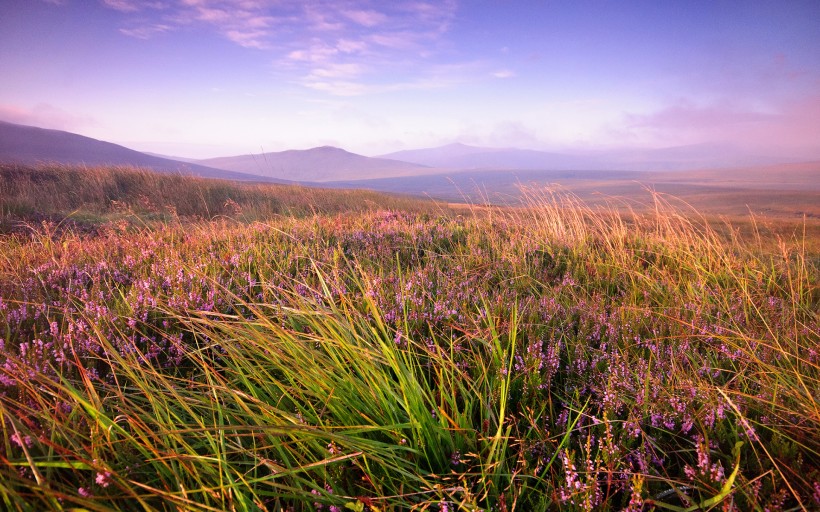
(1, 0, 819, 158)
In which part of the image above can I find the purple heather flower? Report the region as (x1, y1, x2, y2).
(95, 471, 113, 488)
(450, 450, 461, 466)
(10, 432, 33, 448)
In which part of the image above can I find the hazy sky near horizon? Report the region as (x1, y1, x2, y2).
(1, 0, 819, 159)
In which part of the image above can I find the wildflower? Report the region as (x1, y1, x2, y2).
(559, 450, 582, 503)
(625, 418, 642, 438)
(311, 488, 323, 510)
(78, 487, 92, 498)
(10, 432, 33, 448)
(684, 439, 725, 485)
(95, 470, 113, 488)
(624, 474, 644, 512)
(450, 450, 461, 467)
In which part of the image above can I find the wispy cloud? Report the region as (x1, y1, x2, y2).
(302, 75, 465, 98)
(307, 63, 366, 80)
(224, 29, 271, 49)
(120, 24, 172, 39)
(103, 0, 168, 12)
(102, 0, 142, 12)
(342, 9, 387, 27)
(102, 0, 465, 94)
(303, 80, 370, 97)
(492, 70, 515, 79)
(336, 38, 368, 54)
(286, 41, 343, 63)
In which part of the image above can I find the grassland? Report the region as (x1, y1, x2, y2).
(0, 163, 438, 232)
(0, 165, 818, 511)
(332, 162, 820, 222)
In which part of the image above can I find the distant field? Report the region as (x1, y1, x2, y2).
(330, 161, 820, 220)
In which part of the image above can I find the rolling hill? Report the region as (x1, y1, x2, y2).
(379, 142, 798, 172)
(0, 121, 285, 182)
(196, 146, 433, 182)
(379, 143, 597, 170)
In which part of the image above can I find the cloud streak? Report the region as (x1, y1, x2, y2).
(102, 0, 463, 94)
(120, 24, 173, 39)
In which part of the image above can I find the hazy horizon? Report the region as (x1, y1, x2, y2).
(2, 1, 819, 160)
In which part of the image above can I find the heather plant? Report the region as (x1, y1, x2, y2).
(0, 176, 817, 511)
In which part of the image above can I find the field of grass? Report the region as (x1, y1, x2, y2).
(0, 164, 438, 232)
(0, 166, 818, 511)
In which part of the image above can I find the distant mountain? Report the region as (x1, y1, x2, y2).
(196, 146, 433, 182)
(380, 142, 800, 172)
(380, 143, 596, 170)
(0, 121, 284, 182)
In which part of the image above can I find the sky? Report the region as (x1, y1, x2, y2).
(1, 0, 819, 159)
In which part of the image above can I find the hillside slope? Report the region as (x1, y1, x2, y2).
(197, 146, 433, 182)
(0, 121, 284, 182)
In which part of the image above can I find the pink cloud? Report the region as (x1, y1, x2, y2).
(626, 100, 767, 132)
(342, 9, 388, 27)
(287, 42, 339, 63)
(336, 39, 368, 54)
(304, 80, 369, 96)
(304, 7, 344, 32)
(368, 32, 420, 50)
(102, 0, 168, 12)
(492, 70, 515, 79)
(224, 29, 270, 49)
(619, 95, 820, 157)
(308, 63, 365, 79)
(194, 7, 231, 22)
(102, 0, 141, 12)
(120, 24, 172, 39)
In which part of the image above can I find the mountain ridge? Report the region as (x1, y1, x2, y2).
(2, 121, 812, 185)
(0, 121, 288, 183)
(379, 141, 801, 171)
(195, 146, 433, 182)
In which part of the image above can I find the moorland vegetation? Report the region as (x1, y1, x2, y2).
(0, 164, 817, 511)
